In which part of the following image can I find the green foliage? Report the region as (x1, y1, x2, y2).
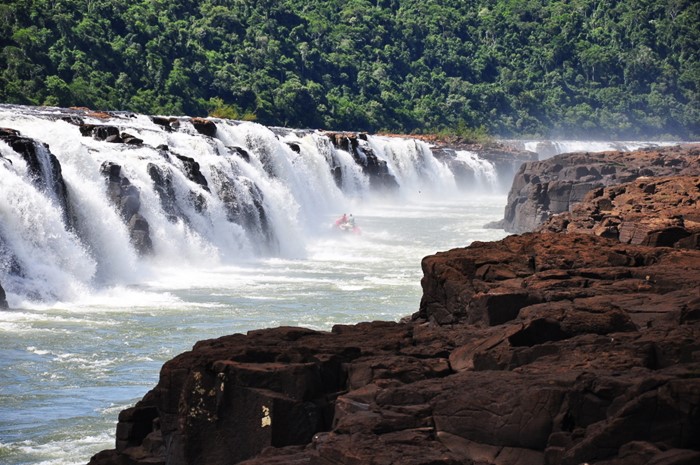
(0, 0, 698, 138)
(208, 96, 256, 121)
(437, 122, 492, 145)
(208, 97, 241, 120)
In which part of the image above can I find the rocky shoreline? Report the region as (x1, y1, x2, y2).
(539, 174, 700, 249)
(89, 146, 700, 465)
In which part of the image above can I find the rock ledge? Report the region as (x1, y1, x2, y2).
(90, 232, 700, 465)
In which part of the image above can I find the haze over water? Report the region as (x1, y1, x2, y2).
(0, 106, 510, 465)
(0, 199, 508, 465)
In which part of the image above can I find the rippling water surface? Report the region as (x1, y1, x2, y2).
(0, 196, 507, 465)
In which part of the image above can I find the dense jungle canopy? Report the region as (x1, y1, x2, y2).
(1, 0, 698, 138)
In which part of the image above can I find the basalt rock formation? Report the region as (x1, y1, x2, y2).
(89, 233, 700, 465)
(100, 161, 153, 256)
(79, 124, 144, 145)
(324, 131, 399, 190)
(1, 125, 154, 256)
(0, 127, 74, 228)
(0, 281, 7, 308)
(539, 175, 700, 249)
(498, 145, 700, 233)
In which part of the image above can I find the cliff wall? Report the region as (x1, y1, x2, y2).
(498, 145, 700, 233)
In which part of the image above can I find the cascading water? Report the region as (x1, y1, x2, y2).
(515, 139, 678, 160)
(367, 136, 457, 198)
(454, 150, 499, 191)
(0, 151, 96, 301)
(0, 105, 509, 465)
(0, 108, 500, 307)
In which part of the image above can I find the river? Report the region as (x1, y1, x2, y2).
(0, 106, 510, 465)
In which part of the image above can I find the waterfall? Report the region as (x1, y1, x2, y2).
(0, 105, 499, 305)
(368, 136, 459, 199)
(454, 150, 498, 191)
(517, 140, 678, 160)
(0, 149, 97, 301)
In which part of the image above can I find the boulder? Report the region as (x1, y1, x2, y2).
(121, 132, 143, 145)
(191, 117, 217, 137)
(174, 154, 209, 192)
(80, 124, 121, 141)
(151, 116, 178, 132)
(79, 125, 145, 145)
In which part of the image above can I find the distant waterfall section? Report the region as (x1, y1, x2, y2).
(0, 106, 503, 305)
(512, 139, 678, 160)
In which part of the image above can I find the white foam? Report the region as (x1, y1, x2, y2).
(1, 107, 515, 465)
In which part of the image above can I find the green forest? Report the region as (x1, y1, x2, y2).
(1, 0, 698, 138)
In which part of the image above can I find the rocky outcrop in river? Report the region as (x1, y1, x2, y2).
(497, 145, 700, 233)
(89, 229, 700, 465)
(0, 281, 7, 308)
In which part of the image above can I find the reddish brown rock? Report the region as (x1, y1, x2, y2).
(501, 145, 700, 233)
(191, 117, 217, 137)
(540, 175, 700, 249)
(89, 233, 700, 465)
(418, 233, 697, 327)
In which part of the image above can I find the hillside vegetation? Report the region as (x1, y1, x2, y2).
(1, 0, 698, 138)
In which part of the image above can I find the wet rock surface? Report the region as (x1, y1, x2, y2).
(500, 145, 700, 233)
(324, 132, 400, 190)
(90, 232, 700, 465)
(0, 281, 7, 308)
(191, 117, 217, 137)
(100, 161, 153, 255)
(0, 127, 73, 228)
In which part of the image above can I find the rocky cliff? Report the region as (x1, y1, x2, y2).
(539, 175, 700, 249)
(89, 232, 700, 465)
(497, 145, 700, 233)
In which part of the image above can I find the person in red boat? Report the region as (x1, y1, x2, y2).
(335, 213, 348, 227)
(333, 213, 361, 234)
